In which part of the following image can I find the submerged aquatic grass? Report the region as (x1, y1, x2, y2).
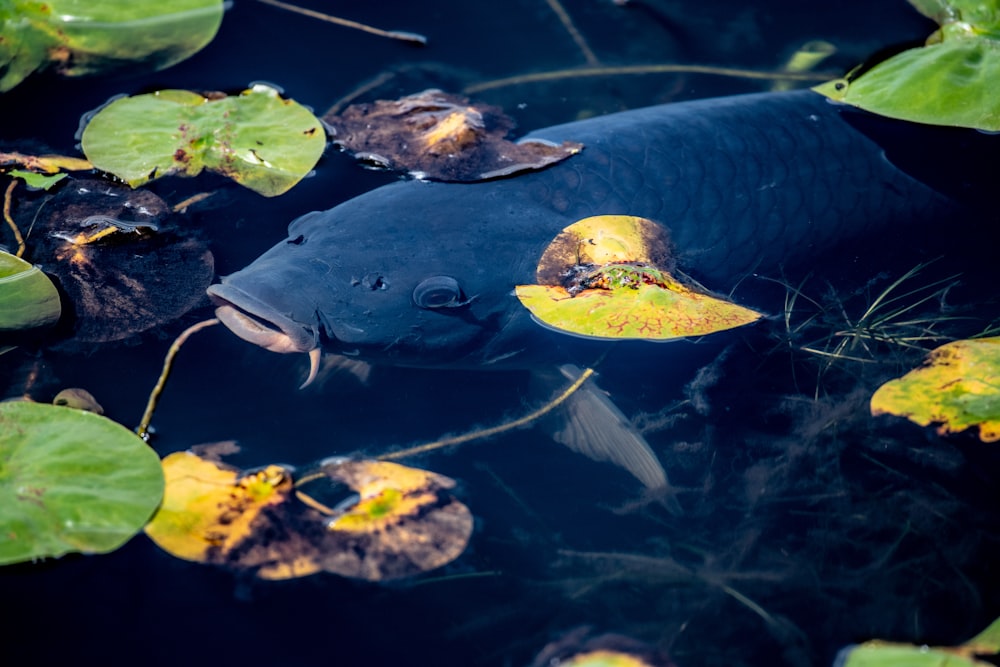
(763, 262, 971, 394)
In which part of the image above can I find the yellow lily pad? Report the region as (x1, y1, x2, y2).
(870, 336, 1000, 442)
(143, 452, 318, 578)
(838, 615, 1000, 667)
(144, 451, 472, 581)
(308, 458, 474, 581)
(529, 629, 673, 667)
(516, 215, 762, 340)
(560, 650, 653, 667)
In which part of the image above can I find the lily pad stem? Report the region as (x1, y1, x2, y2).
(293, 366, 596, 507)
(3, 180, 25, 257)
(379, 367, 595, 460)
(136, 318, 219, 441)
(255, 0, 427, 45)
(545, 0, 600, 66)
(463, 64, 829, 95)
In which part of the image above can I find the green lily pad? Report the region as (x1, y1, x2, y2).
(0, 249, 62, 331)
(80, 85, 326, 197)
(9, 170, 68, 190)
(870, 336, 1000, 441)
(0, 401, 164, 565)
(815, 0, 1000, 130)
(515, 215, 762, 340)
(0, 0, 223, 92)
(838, 615, 1000, 667)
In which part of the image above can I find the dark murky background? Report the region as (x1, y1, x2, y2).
(3, 1, 999, 666)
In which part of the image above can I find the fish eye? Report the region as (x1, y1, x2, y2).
(413, 276, 466, 309)
(287, 234, 305, 245)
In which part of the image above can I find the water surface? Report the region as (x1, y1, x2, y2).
(2, 2, 998, 666)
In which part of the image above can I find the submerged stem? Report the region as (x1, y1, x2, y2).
(136, 318, 220, 441)
(3, 179, 25, 257)
(379, 367, 595, 460)
(463, 64, 829, 94)
(256, 0, 427, 44)
(544, 0, 600, 66)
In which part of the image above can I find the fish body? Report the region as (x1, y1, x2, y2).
(207, 90, 981, 374)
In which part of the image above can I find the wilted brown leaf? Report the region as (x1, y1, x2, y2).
(23, 179, 214, 343)
(325, 89, 583, 181)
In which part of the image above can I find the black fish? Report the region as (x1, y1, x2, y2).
(207, 90, 990, 497)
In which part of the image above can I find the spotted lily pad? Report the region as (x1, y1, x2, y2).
(142, 452, 315, 578)
(144, 451, 473, 581)
(0, 249, 61, 332)
(325, 89, 583, 181)
(870, 336, 1000, 441)
(0, 401, 164, 565)
(837, 615, 1000, 666)
(814, 0, 1000, 130)
(80, 84, 325, 196)
(515, 215, 762, 340)
(310, 458, 474, 581)
(0, 0, 223, 92)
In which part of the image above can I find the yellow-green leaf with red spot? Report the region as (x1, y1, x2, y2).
(516, 215, 762, 340)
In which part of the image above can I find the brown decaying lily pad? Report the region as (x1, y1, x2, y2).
(324, 89, 583, 181)
(23, 179, 214, 343)
(144, 450, 473, 582)
(312, 458, 474, 581)
(143, 451, 318, 579)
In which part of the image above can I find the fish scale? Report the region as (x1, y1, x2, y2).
(208, 89, 986, 371)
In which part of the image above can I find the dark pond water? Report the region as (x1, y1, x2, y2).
(3, 1, 1000, 666)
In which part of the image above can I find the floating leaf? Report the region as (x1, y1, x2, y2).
(310, 458, 474, 581)
(9, 170, 68, 190)
(837, 616, 1000, 667)
(772, 39, 836, 92)
(530, 628, 674, 667)
(0, 249, 61, 331)
(558, 652, 654, 667)
(871, 336, 1000, 441)
(24, 179, 214, 343)
(80, 84, 326, 196)
(814, 0, 1000, 130)
(0, 401, 164, 565)
(52, 388, 103, 414)
(0, 150, 92, 174)
(144, 452, 473, 581)
(325, 89, 583, 181)
(142, 452, 318, 578)
(0, 0, 224, 92)
(516, 215, 762, 340)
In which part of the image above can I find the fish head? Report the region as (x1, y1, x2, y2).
(208, 178, 564, 378)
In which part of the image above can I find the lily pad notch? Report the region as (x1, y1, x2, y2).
(515, 215, 762, 340)
(144, 452, 473, 581)
(80, 84, 326, 197)
(815, 0, 1000, 131)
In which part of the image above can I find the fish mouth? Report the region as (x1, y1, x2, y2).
(207, 283, 322, 387)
